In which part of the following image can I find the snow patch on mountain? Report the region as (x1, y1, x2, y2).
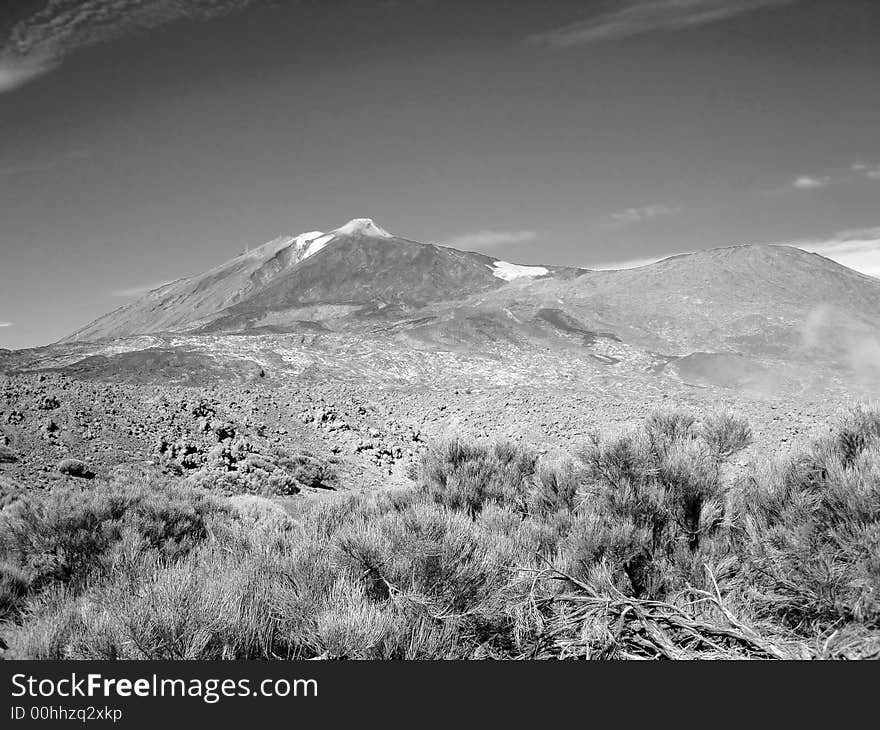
(490, 261, 549, 281)
(294, 231, 324, 246)
(332, 218, 392, 238)
(304, 233, 336, 258)
(237, 219, 391, 268)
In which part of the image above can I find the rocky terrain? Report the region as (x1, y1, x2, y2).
(2, 218, 878, 502)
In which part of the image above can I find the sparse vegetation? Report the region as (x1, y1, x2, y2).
(55, 458, 95, 479)
(1, 406, 878, 659)
(0, 444, 18, 463)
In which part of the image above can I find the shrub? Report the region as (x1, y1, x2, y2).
(277, 453, 336, 490)
(4, 406, 880, 660)
(310, 578, 403, 659)
(526, 457, 582, 517)
(335, 503, 515, 612)
(0, 473, 228, 618)
(418, 439, 536, 515)
(700, 411, 753, 460)
(0, 562, 29, 618)
(56, 459, 94, 480)
(743, 407, 880, 631)
(570, 410, 751, 599)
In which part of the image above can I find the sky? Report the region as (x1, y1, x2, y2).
(0, 0, 878, 349)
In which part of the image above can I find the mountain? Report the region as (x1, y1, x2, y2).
(472, 243, 880, 357)
(65, 219, 577, 342)
(54, 221, 880, 391)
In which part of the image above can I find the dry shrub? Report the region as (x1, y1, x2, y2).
(3, 406, 880, 660)
(743, 406, 880, 632)
(418, 439, 536, 515)
(568, 410, 750, 600)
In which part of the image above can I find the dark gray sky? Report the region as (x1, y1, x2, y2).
(1, 0, 878, 348)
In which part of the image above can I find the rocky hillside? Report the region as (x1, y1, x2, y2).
(31, 222, 880, 394)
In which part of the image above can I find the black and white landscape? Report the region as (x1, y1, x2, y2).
(1, 0, 879, 660)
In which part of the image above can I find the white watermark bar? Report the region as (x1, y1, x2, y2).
(10, 672, 317, 705)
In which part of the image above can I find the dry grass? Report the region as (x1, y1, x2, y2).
(1, 406, 879, 659)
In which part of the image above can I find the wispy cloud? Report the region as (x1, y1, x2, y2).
(444, 229, 539, 250)
(0, 159, 57, 178)
(851, 162, 880, 181)
(111, 280, 175, 298)
(772, 162, 880, 195)
(0, 147, 96, 179)
(768, 173, 835, 196)
(525, 0, 794, 48)
(0, 54, 58, 93)
(0, 0, 259, 94)
(0, 322, 13, 328)
(791, 175, 830, 190)
(603, 203, 680, 229)
(775, 227, 880, 278)
(589, 254, 668, 270)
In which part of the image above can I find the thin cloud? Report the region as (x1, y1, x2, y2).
(111, 280, 176, 298)
(0, 159, 58, 178)
(0, 322, 13, 327)
(0, 0, 259, 93)
(770, 164, 880, 195)
(775, 227, 880, 278)
(0, 54, 58, 93)
(445, 230, 539, 249)
(768, 173, 834, 196)
(589, 254, 667, 270)
(0, 147, 96, 179)
(792, 175, 830, 190)
(526, 0, 794, 48)
(603, 204, 680, 229)
(851, 162, 880, 181)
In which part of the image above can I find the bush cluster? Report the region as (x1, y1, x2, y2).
(1, 407, 878, 659)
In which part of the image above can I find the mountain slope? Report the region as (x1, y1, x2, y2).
(201, 230, 565, 333)
(63, 224, 880, 379)
(65, 228, 330, 342)
(472, 244, 880, 357)
(65, 218, 572, 341)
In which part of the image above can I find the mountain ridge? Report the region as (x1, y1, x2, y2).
(59, 222, 880, 386)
